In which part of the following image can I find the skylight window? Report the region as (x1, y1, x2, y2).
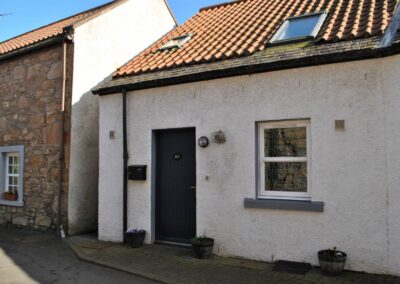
(270, 12, 327, 44)
(159, 34, 192, 51)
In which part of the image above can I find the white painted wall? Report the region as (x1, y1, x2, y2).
(68, 0, 176, 235)
(99, 55, 400, 276)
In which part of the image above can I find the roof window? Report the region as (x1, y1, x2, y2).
(159, 34, 192, 51)
(270, 12, 327, 44)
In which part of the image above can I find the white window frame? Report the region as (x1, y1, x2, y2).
(159, 34, 192, 51)
(270, 12, 327, 44)
(0, 145, 24, 207)
(258, 120, 311, 200)
(5, 153, 20, 193)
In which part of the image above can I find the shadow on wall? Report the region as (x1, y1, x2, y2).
(67, 74, 120, 236)
(67, 89, 100, 236)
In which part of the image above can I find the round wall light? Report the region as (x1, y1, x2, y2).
(198, 136, 209, 148)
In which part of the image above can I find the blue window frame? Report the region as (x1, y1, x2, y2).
(270, 12, 327, 44)
(0, 145, 24, 207)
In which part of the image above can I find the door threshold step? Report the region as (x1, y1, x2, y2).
(155, 240, 191, 247)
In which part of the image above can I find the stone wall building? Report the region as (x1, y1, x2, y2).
(0, 44, 72, 230)
(0, 0, 176, 235)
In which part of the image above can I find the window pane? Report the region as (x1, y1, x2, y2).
(279, 15, 321, 40)
(264, 127, 307, 157)
(8, 176, 13, 186)
(265, 162, 307, 192)
(13, 164, 19, 174)
(13, 176, 19, 187)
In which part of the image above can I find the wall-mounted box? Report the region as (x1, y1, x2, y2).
(128, 165, 147, 181)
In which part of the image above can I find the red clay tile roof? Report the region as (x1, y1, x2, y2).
(0, 1, 115, 55)
(115, 0, 397, 78)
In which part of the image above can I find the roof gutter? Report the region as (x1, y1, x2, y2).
(0, 36, 64, 63)
(93, 42, 400, 96)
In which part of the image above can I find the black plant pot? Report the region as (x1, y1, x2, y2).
(126, 231, 146, 248)
(191, 237, 214, 259)
(318, 250, 347, 276)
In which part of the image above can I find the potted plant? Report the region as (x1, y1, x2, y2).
(191, 235, 214, 259)
(125, 228, 146, 248)
(318, 247, 347, 276)
(3, 189, 18, 201)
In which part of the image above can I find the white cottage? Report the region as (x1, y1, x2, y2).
(94, 0, 400, 276)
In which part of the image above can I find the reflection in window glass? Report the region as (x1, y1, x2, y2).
(264, 127, 306, 157)
(265, 162, 307, 192)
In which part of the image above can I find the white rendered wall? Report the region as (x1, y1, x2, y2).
(68, 0, 176, 235)
(99, 55, 400, 276)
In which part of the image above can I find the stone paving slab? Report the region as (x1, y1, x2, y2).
(66, 235, 400, 284)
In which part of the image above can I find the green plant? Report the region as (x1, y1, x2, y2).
(319, 247, 346, 261)
(191, 234, 214, 246)
(3, 188, 17, 195)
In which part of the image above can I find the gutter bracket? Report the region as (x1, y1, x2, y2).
(63, 26, 75, 42)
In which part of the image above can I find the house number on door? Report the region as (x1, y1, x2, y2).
(173, 153, 182, 161)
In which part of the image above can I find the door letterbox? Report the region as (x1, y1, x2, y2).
(128, 165, 147, 181)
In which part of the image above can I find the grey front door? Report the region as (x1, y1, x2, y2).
(155, 128, 196, 243)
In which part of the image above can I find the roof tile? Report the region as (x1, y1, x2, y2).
(115, 0, 397, 78)
(0, 1, 115, 55)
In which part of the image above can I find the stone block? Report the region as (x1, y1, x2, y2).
(13, 66, 26, 80)
(13, 216, 29, 226)
(45, 123, 61, 145)
(27, 63, 41, 80)
(47, 62, 62, 80)
(17, 96, 28, 109)
(36, 215, 52, 227)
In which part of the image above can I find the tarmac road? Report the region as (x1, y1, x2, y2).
(0, 228, 157, 284)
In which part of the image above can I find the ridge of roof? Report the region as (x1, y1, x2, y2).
(199, 0, 244, 12)
(0, 0, 117, 55)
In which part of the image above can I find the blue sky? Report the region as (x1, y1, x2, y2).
(0, 0, 226, 42)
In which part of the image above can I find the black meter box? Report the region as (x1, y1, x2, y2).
(128, 165, 147, 181)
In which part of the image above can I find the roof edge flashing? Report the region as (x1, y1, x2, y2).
(92, 41, 400, 96)
(377, 1, 400, 48)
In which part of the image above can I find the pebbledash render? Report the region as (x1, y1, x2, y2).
(0, 0, 176, 234)
(94, 0, 400, 276)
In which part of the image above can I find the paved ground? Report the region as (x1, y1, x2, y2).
(67, 234, 400, 284)
(1, 228, 400, 284)
(0, 228, 157, 284)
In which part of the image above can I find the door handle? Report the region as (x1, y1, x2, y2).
(190, 186, 196, 190)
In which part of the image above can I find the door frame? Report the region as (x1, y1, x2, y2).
(150, 127, 197, 244)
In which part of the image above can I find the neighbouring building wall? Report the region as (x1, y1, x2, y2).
(99, 54, 400, 276)
(68, 0, 176, 235)
(0, 45, 72, 231)
(381, 56, 400, 275)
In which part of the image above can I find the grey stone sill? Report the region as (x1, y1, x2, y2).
(244, 198, 324, 212)
(0, 200, 24, 207)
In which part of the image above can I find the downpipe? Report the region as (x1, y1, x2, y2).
(57, 40, 67, 238)
(122, 88, 129, 243)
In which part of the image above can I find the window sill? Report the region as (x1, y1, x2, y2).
(0, 200, 24, 207)
(244, 198, 324, 212)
